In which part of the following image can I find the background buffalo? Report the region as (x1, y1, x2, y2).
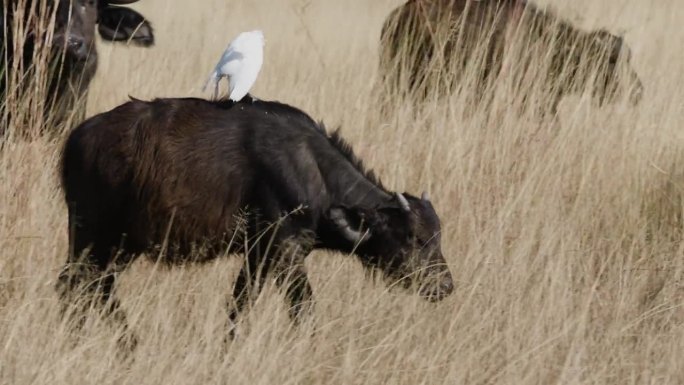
(379, 0, 644, 116)
(0, 0, 154, 136)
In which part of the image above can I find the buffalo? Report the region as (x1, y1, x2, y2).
(379, 0, 644, 115)
(58, 96, 455, 345)
(1, 0, 154, 133)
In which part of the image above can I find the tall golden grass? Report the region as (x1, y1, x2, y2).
(1, 0, 683, 383)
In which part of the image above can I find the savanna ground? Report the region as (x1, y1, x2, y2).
(1, 0, 683, 383)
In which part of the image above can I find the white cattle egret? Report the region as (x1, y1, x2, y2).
(203, 30, 265, 102)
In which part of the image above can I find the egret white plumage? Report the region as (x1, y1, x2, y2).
(203, 30, 265, 102)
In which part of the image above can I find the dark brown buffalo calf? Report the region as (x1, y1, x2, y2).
(58, 96, 454, 344)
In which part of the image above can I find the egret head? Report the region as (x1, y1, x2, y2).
(249, 30, 266, 47)
(233, 30, 265, 49)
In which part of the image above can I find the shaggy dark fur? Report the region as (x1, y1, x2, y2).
(58, 96, 454, 346)
(327, 129, 385, 190)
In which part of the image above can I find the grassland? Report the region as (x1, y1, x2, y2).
(1, 0, 683, 383)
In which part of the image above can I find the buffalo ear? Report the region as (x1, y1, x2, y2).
(98, 6, 154, 47)
(328, 207, 372, 245)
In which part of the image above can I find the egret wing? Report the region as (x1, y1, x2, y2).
(218, 48, 244, 76)
(202, 48, 244, 92)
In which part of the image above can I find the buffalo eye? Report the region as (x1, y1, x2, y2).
(405, 232, 418, 245)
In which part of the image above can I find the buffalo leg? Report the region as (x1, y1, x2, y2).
(271, 237, 314, 323)
(228, 221, 315, 331)
(57, 252, 136, 350)
(228, 246, 270, 326)
(227, 210, 279, 331)
(228, 238, 314, 331)
(56, 213, 136, 349)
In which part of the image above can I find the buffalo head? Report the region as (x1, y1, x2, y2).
(585, 29, 643, 106)
(50, 0, 154, 63)
(329, 192, 454, 301)
(52, 0, 98, 62)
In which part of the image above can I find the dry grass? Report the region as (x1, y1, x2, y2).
(1, 0, 684, 384)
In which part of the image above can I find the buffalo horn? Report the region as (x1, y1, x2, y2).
(421, 191, 430, 201)
(396, 192, 410, 212)
(329, 208, 370, 244)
